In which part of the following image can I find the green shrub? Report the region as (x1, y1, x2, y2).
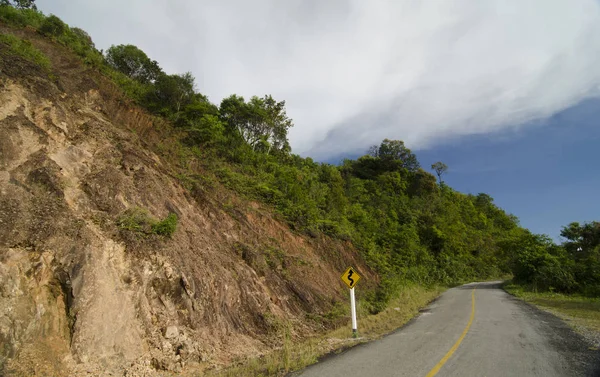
(117, 207, 154, 233)
(0, 32, 49, 69)
(70, 27, 94, 49)
(0, 5, 44, 28)
(117, 208, 177, 238)
(38, 14, 66, 38)
(152, 213, 178, 237)
(107, 69, 152, 103)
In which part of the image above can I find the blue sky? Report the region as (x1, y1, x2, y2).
(415, 98, 600, 240)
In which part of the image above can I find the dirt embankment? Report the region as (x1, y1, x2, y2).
(0, 26, 376, 376)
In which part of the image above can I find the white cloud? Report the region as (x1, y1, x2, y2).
(38, 0, 600, 159)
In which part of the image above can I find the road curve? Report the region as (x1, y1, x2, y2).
(295, 282, 600, 377)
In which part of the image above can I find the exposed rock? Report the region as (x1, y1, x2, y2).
(164, 326, 178, 340)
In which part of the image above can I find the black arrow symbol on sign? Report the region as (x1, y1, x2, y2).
(347, 270, 355, 287)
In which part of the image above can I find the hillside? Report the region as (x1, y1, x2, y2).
(0, 19, 379, 377)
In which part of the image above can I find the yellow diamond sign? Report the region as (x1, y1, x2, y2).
(341, 266, 361, 289)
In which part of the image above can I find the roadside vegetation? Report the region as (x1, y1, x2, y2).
(504, 220, 600, 348)
(507, 221, 600, 296)
(211, 284, 444, 377)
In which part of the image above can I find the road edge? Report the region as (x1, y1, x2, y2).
(501, 282, 600, 377)
(286, 287, 447, 377)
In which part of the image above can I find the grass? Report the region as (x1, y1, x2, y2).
(207, 284, 444, 377)
(117, 207, 178, 238)
(504, 282, 600, 334)
(0, 32, 50, 69)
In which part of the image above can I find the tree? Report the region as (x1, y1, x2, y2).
(431, 161, 448, 184)
(407, 169, 438, 197)
(369, 139, 420, 172)
(560, 221, 600, 255)
(219, 94, 293, 155)
(146, 72, 196, 116)
(560, 221, 600, 293)
(105, 44, 162, 84)
(1, 0, 37, 9)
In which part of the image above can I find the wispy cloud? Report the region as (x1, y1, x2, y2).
(39, 0, 600, 158)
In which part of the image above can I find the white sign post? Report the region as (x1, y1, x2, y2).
(350, 287, 358, 338)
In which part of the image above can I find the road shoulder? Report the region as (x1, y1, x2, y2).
(503, 283, 600, 376)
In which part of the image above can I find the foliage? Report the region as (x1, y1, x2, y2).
(505, 232, 576, 292)
(117, 207, 177, 238)
(0, 0, 36, 10)
(0, 6, 104, 68)
(38, 14, 66, 38)
(144, 72, 196, 117)
(561, 221, 600, 295)
(220, 94, 293, 155)
(369, 139, 420, 172)
(151, 213, 178, 237)
(505, 221, 600, 296)
(105, 44, 162, 84)
(431, 161, 448, 184)
(117, 207, 155, 234)
(0, 3, 44, 27)
(0, 32, 49, 69)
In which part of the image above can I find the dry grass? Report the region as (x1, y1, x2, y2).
(206, 284, 444, 377)
(504, 283, 600, 334)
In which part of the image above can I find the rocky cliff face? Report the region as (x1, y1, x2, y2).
(0, 27, 374, 376)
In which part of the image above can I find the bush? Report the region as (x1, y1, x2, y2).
(58, 26, 104, 67)
(117, 208, 177, 238)
(70, 27, 94, 49)
(152, 213, 178, 237)
(38, 14, 66, 38)
(0, 5, 44, 28)
(107, 70, 152, 103)
(117, 207, 155, 234)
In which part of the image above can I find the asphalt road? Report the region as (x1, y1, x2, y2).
(295, 282, 600, 377)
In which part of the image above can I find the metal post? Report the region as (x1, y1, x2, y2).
(350, 287, 357, 338)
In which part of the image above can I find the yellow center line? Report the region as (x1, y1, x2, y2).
(424, 287, 476, 377)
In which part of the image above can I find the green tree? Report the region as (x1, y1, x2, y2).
(369, 139, 420, 172)
(220, 94, 293, 155)
(146, 72, 196, 116)
(1, 0, 37, 9)
(431, 161, 448, 184)
(560, 221, 600, 294)
(407, 169, 438, 197)
(105, 44, 162, 84)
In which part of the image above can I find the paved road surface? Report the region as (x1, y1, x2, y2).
(296, 282, 599, 377)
